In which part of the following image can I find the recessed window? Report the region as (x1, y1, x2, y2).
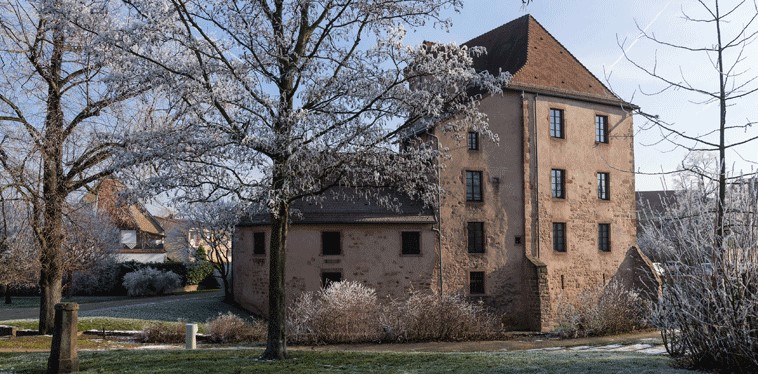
(598, 224, 611, 252)
(466, 171, 483, 202)
(553, 223, 566, 252)
(321, 231, 341, 255)
(515, 236, 522, 245)
(470, 271, 485, 295)
(551, 169, 565, 199)
(253, 232, 266, 255)
(468, 131, 479, 150)
(595, 115, 609, 143)
(321, 271, 342, 288)
(401, 231, 421, 255)
(597, 172, 610, 200)
(467, 222, 485, 254)
(550, 108, 564, 138)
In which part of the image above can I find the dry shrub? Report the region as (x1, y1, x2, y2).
(286, 281, 501, 344)
(554, 281, 649, 338)
(138, 321, 185, 343)
(381, 292, 500, 342)
(287, 281, 382, 344)
(205, 312, 266, 343)
(122, 267, 182, 296)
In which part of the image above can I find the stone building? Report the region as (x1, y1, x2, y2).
(234, 15, 647, 331)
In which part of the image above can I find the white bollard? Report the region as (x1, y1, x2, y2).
(185, 323, 198, 350)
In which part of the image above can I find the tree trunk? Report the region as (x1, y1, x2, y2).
(3, 285, 10, 304)
(261, 200, 289, 360)
(220, 266, 233, 302)
(38, 19, 66, 335)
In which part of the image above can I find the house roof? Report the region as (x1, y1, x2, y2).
(636, 190, 678, 215)
(82, 179, 164, 235)
(239, 187, 435, 226)
(464, 14, 635, 108)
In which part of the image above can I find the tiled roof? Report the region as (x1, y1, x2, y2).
(239, 187, 435, 226)
(83, 179, 164, 235)
(637, 190, 678, 215)
(464, 15, 633, 107)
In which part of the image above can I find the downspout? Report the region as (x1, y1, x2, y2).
(427, 131, 444, 295)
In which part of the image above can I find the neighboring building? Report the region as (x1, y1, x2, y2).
(82, 179, 166, 263)
(157, 215, 233, 264)
(234, 15, 651, 331)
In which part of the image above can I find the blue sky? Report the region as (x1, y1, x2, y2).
(407, 0, 758, 191)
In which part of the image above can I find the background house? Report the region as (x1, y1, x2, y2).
(82, 179, 166, 263)
(233, 14, 655, 331)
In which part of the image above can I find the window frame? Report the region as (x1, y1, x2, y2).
(320, 271, 342, 288)
(469, 271, 485, 295)
(598, 223, 611, 252)
(551, 169, 566, 199)
(321, 231, 342, 256)
(465, 170, 483, 202)
(597, 172, 610, 200)
(553, 222, 567, 252)
(467, 131, 479, 151)
(550, 108, 565, 139)
(595, 114, 609, 143)
(401, 231, 421, 256)
(253, 232, 266, 255)
(467, 222, 485, 254)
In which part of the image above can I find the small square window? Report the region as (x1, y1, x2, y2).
(322, 232, 341, 255)
(401, 231, 421, 255)
(550, 109, 564, 138)
(470, 271, 485, 294)
(253, 232, 266, 255)
(321, 271, 342, 288)
(598, 224, 611, 252)
(597, 172, 610, 200)
(514, 236, 522, 245)
(468, 131, 479, 150)
(466, 171, 483, 202)
(467, 222, 485, 253)
(553, 223, 566, 252)
(551, 169, 565, 199)
(595, 115, 609, 143)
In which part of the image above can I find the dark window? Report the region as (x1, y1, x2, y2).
(551, 169, 565, 198)
(514, 236, 522, 245)
(468, 131, 479, 150)
(550, 108, 564, 138)
(322, 231, 341, 255)
(599, 224, 611, 252)
(597, 172, 610, 200)
(321, 271, 342, 288)
(253, 232, 266, 255)
(470, 271, 485, 294)
(467, 222, 485, 253)
(466, 171, 483, 202)
(595, 115, 609, 143)
(401, 231, 421, 255)
(553, 223, 566, 252)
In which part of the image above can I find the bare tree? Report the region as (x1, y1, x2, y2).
(0, 190, 39, 304)
(623, 0, 758, 241)
(180, 201, 238, 302)
(88, 0, 508, 359)
(0, 0, 147, 333)
(639, 165, 758, 371)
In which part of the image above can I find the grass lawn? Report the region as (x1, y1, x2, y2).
(0, 349, 693, 373)
(0, 295, 131, 309)
(0, 335, 137, 352)
(0, 317, 180, 333)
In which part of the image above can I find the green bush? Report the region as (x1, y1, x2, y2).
(185, 261, 214, 285)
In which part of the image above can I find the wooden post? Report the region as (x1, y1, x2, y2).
(47, 303, 78, 373)
(185, 323, 197, 350)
